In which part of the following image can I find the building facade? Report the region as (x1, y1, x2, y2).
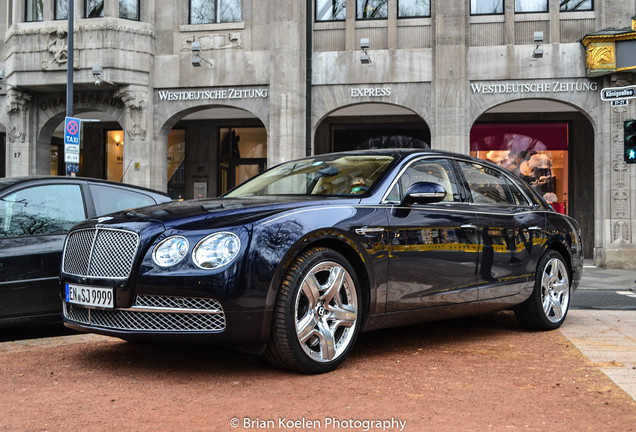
(0, 0, 635, 267)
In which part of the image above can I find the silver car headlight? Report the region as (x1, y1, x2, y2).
(193, 232, 241, 270)
(152, 236, 189, 267)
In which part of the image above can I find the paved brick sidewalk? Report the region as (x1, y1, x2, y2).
(560, 309, 636, 401)
(559, 263, 636, 402)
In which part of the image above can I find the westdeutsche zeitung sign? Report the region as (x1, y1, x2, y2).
(158, 87, 268, 102)
(471, 81, 598, 94)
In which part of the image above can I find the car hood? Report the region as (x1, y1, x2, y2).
(81, 195, 362, 232)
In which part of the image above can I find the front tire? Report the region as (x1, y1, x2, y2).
(515, 250, 571, 330)
(265, 247, 362, 374)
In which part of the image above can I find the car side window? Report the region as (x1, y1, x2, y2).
(458, 161, 529, 206)
(388, 159, 460, 203)
(0, 184, 86, 237)
(89, 185, 158, 216)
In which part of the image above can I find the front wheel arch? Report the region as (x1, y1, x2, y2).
(266, 235, 372, 327)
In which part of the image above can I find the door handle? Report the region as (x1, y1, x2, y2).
(527, 226, 543, 231)
(460, 224, 478, 230)
(355, 227, 385, 235)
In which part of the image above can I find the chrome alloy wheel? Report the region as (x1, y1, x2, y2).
(294, 261, 358, 363)
(540, 257, 570, 324)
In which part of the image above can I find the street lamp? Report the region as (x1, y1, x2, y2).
(532, 31, 544, 59)
(92, 65, 114, 86)
(191, 41, 214, 67)
(360, 38, 371, 64)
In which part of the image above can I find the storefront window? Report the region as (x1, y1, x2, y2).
(167, 130, 186, 200)
(398, 0, 430, 18)
(470, 0, 504, 15)
(120, 0, 140, 20)
(86, 0, 104, 17)
(515, 0, 548, 13)
(50, 144, 60, 175)
(106, 130, 124, 182)
(560, 0, 592, 11)
(357, 0, 387, 19)
(55, 0, 69, 19)
(316, 0, 346, 21)
(470, 123, 569, 214)
(26, 0, 43, 21)
(190, 0, 242, 24)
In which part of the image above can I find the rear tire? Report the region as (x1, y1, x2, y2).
(265, 247, 362, 374)
(515, 250, 571, 330)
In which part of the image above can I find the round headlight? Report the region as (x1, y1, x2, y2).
(193, 232, 241, 270)
(152, 236, 189, 267)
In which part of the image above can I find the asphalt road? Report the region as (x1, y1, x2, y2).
(0, 322, 75, 342)
(572, 289, 636, 310)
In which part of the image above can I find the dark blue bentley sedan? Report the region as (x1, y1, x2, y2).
(60, 149, 583, 373)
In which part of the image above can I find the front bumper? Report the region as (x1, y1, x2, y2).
(63, 298, 272, 345)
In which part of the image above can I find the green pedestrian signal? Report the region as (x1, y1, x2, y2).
(624, 120, 636, 164)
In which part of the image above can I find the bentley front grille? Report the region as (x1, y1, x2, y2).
(64, 294, 226, 333)
(63, 228, 140, 279)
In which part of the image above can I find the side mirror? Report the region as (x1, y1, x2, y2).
(402, 181, 447, 205)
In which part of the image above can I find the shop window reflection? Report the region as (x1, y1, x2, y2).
(471, 123, 569, 214)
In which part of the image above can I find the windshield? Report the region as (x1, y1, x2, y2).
(225, 154, 396, 197)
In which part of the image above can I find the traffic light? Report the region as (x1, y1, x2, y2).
(624, 120, 636, 164)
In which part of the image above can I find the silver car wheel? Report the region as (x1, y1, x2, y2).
(540, 257, 570, 324)
(294, 261, 358, 363)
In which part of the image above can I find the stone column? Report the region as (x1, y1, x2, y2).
(116, 85, 161, 190)
(268, 0, 306, 163)
(4, 90, 33, 176)
(600, 74, 636, 267)
(431, 0, 468, 154)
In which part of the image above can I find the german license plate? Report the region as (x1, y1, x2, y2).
(65, 283, 114, 309)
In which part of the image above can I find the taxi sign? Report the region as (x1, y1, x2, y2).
(64, 117, 81, 164)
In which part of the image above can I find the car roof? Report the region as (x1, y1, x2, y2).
(0, 176, 170, 198)
(306, 148, 467, 159)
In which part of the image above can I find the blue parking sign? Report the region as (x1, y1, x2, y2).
(64, 117, 81, 145)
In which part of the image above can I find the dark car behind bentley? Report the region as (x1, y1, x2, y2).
(60, 149, 583, 373)
(0, 176, 170, 327)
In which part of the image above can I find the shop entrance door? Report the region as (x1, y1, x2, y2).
(220, 159, 267, 194)
(218, 127, 267, 195)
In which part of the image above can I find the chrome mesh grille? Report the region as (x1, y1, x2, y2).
(63, 228, 140, 279)
(135, 295, 223, 312)
(63, 295, 226, 332)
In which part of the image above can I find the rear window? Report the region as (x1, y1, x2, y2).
(0, 184, 86, 237)
(90, 185, 158, 215)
